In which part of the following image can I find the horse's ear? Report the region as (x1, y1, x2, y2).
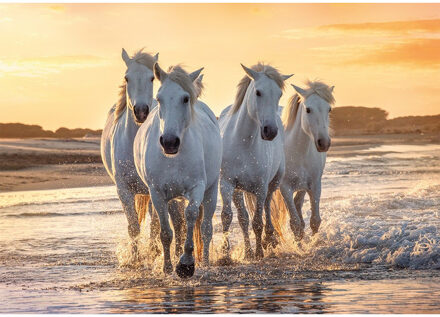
(195, 74, 204, 83)
(154, 62, 167, 82)
(241, 64, 259, 80)
(189, 67, 204, 82)
(330, 86, 335, 93)
(154, 53, 159, 62)
(282, 74, 294, 81)
(121, 48, 131, 67)
(291, 84, 307, 97)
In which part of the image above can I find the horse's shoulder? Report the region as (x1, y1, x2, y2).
(195, 101, 219, 128)
(219, 105, 232, 120)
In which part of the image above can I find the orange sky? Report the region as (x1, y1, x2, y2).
(0, 3, 439, 130)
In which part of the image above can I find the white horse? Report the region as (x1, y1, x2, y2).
(101, 48, 158, 255)
(273, 81, 335, 241)
(219, 63, 292, 260)
(134, 64, 222, 278)
(101, 49, 204, 259)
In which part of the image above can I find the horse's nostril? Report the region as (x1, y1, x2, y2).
(174, 137, 180, 148)
(317, 139, 323, 147)
(159, 136, 164, 147)
(263, 126, 269, 135)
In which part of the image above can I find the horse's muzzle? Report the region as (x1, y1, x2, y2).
(261, 125, 278, 141)
(134, 105, 149, 124)
(316, 137, 331, 152)
(160, 134, 180, 155)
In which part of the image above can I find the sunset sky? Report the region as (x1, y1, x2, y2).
(0, 3, 439, 130)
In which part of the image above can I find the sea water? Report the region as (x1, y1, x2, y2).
(0, 144, 439, 313)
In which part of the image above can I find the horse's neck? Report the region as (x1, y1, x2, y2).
(288, 104, 313, 158)
(233, 90, 259, 142)
(119, 107, 139, 141)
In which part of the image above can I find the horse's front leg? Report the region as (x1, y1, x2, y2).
(220, 179, 234, 256)
(232, 190, 253, 260)
(147, 200, 161, 257)
(252, 191, 266, 259)
(200, 180, 219, 266)
(149, 190, 173, 274)
(309, 183, 322, 234)
(263, 189, 278, 250)
(176, 183, 205, 278)
(168, 199, 186, 259)
(280, 183, 304, 241)
(116, 183, 140, 261)
(294, 191, 306, 229)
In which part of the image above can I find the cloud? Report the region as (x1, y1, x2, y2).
(279, 19, 440, 40)
(0, 17, 12, 23)
(319, 19, 440, 35)
(351, 38, 440, 67)
(0, 55, 110, 78)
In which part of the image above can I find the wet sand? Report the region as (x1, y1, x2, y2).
(0, 138, 110, 192)
(0, 132, 439, 192)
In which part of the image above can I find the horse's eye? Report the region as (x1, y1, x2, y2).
(306, 108, 311, 113)
(183, 96, 189, 104)
(150, 77, 154, 82)
(256, 90, 261, 97)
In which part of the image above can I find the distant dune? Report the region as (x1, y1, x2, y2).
(331, 107, 440, 136)
(0, 123, 102, 139)
(1, 107, 439, 139)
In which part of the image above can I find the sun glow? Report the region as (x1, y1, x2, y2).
(0, 3, 439, 130)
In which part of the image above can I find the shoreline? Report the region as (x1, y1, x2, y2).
(1, 132, 439, 193)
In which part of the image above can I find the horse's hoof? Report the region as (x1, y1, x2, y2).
(244, 248, 254, 261)
(163, 263, 173, 275)
(263, 233, 279, 250)
(310, 220, 321, 235)
(291, 222, 304, 241)
(176, 262, 195, 278)
(255, 248, 264, 260)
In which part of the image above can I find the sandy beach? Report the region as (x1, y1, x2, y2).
(1, 132, 439, 192)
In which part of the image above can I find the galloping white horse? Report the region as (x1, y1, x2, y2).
(101, 48, 158, 254)
(273, 81, 335, 241)
(219, 63, 292, 259)
(134, 64, 222, 278)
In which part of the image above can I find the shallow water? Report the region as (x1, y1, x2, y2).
(1, 144, 439, 313)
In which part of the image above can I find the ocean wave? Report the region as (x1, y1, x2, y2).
(271, 181, 440, 270)
(2, 209, 123, 218)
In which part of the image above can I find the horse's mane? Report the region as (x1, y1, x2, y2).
(167, 65, 202, 107)
(114, 49, 157, 122)
(282, 80, 335, 130)
(231, 63, 286, 114)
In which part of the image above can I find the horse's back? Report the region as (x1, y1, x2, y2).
(100, 104, 116, 182)
(195, 101, 222, 186)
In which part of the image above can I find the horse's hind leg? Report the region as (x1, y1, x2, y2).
(280, 183, 304, 241)
(294, 191, 306, 229)
(200, 181, 219, 266)
(168, 198, 186, 259)
(232, 190, 253, 260)
(220, 179, 234, 255)
(308, 183, 322, 234)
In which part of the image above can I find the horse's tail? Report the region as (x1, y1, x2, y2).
(270, 189, 289, 242)
(194, 206, 204, 263)
(243, 191, 287, 243)
(135, 194, 150, 224)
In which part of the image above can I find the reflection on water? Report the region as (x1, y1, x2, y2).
(109, 282, 329, 313)
(0, 144, 440, 313)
